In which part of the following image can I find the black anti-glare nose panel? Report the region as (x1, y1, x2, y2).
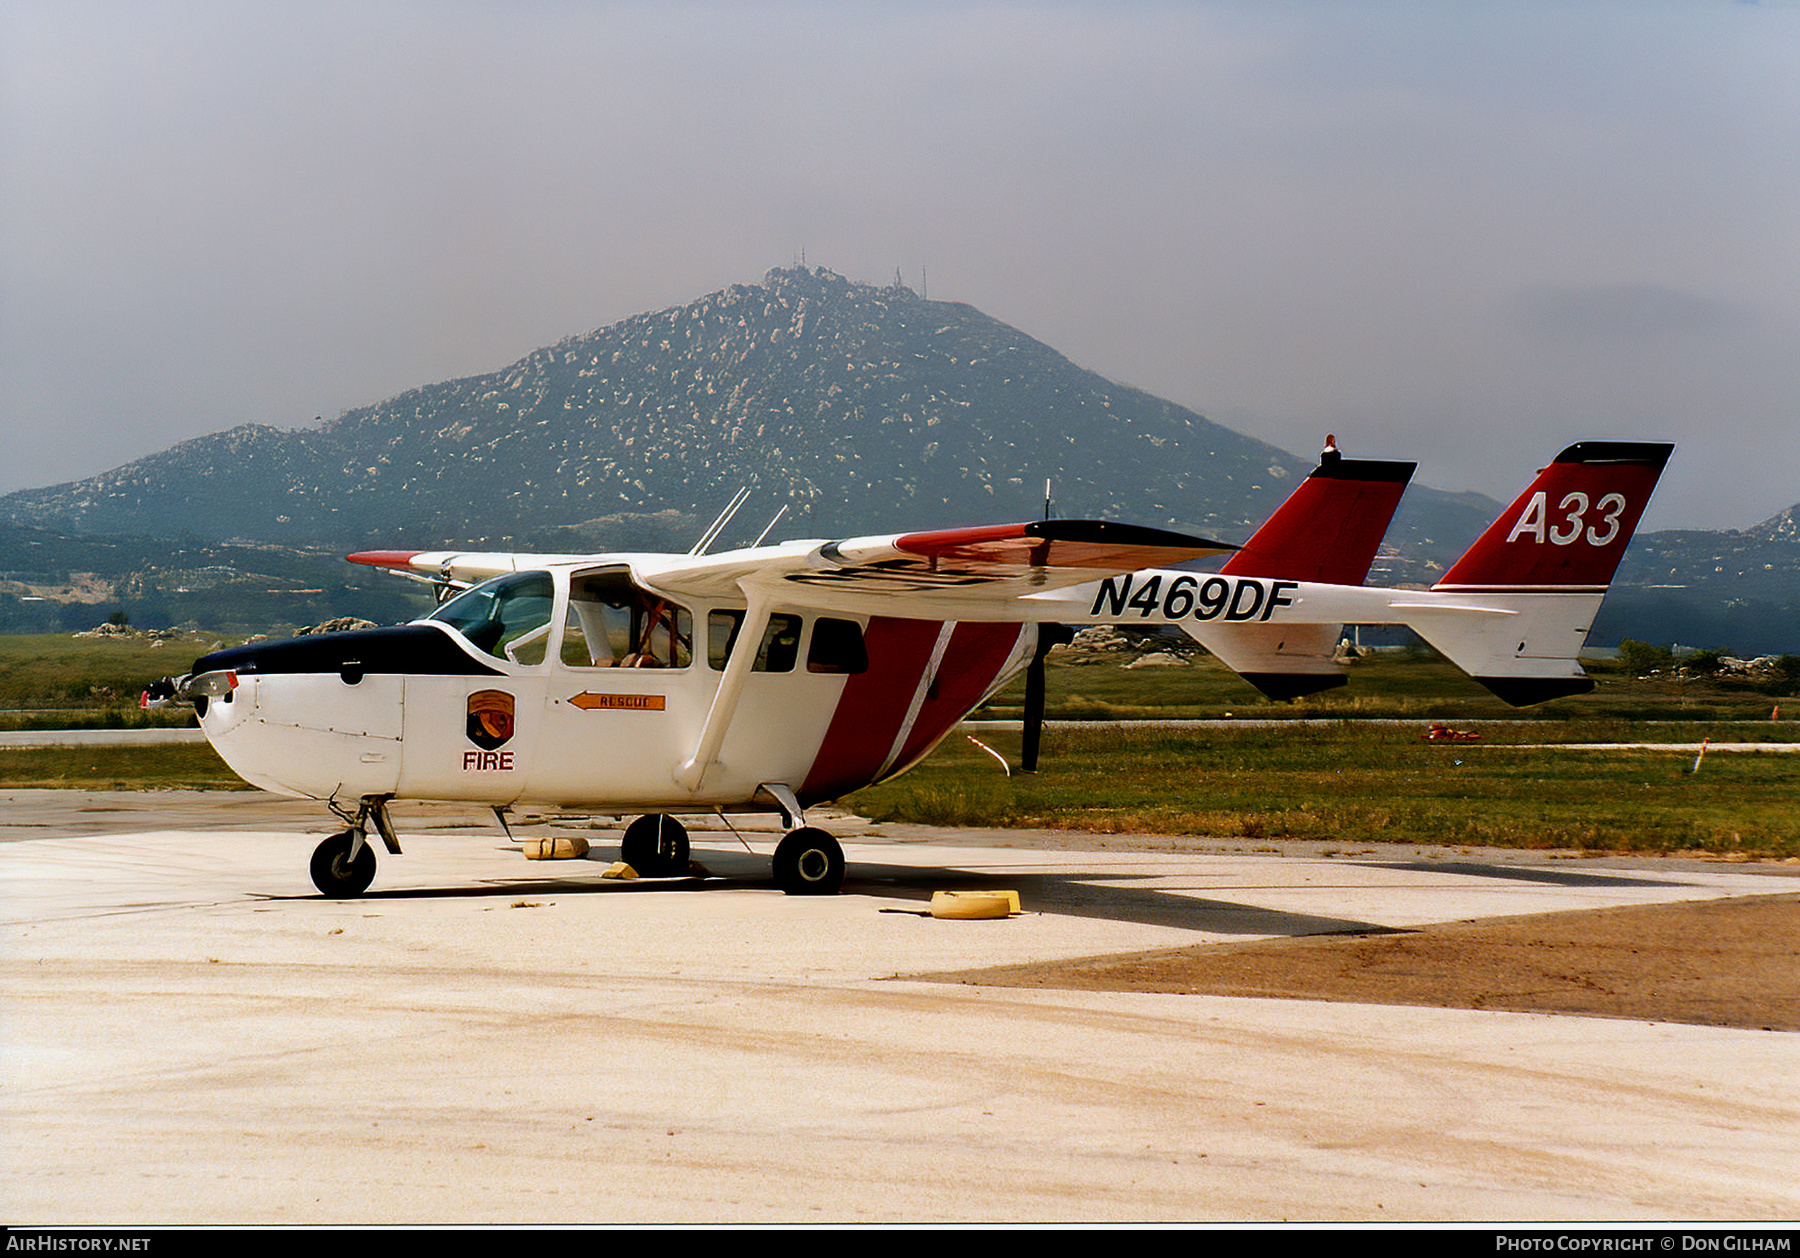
(191, 625, 503, 678)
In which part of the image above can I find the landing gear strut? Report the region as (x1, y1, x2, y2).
(753, 784, 844, 896)
(620, 813, 690, 878)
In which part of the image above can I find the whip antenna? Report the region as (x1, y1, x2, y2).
(691, 486, 752, 555)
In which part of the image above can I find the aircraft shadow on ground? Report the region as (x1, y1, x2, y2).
(1362, 859, 1693, 890)
(256, 845, 1440, 939)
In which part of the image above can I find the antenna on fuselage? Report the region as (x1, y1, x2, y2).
(691, 486, 752, 556)
(751, 505, 789, 548)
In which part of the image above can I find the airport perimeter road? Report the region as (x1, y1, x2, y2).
(3, 793, 1797, 1224)
(0, 727, 208, 749)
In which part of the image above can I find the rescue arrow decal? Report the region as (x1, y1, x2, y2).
(566, 691, 666, 711)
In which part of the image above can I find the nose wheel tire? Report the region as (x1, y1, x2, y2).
(773, 827, 845, 896)
(310, 830, 377, 897)
(620, 813, 691, 878)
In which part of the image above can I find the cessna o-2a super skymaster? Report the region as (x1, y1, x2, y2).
(159, 439, 1671, 898)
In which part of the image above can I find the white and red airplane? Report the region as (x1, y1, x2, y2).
(161, 439, 1671, 897)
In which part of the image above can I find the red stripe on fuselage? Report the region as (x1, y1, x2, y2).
(798, 618, 1030, 805)
(888, 622, 1029, 775)
(798, 617, 944, 806)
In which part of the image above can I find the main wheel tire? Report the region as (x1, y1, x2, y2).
(310, 829, 376, 897)
(773, 827, 844, 896)
(620, 814, 690, 878)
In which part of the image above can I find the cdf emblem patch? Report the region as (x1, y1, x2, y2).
(466, 689, 516, 750)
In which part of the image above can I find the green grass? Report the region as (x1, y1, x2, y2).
(0, 632, 230, 713)
(4, 636, 1797, 854)
(973, 652, 1798, 723)
(3, 714, 1794, 856)
(849, 722, 1800, 857)
(0, 743, 251, 791)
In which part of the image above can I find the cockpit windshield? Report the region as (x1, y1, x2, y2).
(427, 571, 555, 665)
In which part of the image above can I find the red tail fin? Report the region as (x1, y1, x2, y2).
(1198, 443, 1413, 702)
(1222, 446, 1414, 585)
(1434, 442, 1674, 592)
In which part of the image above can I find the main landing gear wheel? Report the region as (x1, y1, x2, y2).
(773, 827, 844, 896)
(310, 829, 377, 897)
(620, 813, 690, 878)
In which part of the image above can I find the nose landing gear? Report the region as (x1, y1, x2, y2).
(309, 796, 401, 897)
(310, 830, 376, 897)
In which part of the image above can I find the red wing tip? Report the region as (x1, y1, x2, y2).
(346, 550, 423, 568)
(893, 523, 1032, 553)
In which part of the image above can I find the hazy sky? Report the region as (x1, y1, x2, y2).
(4, 0, 1797, 531)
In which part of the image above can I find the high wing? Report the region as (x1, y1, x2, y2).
(347, 442, 1675, 703)
(812, 519, 1237, 585)
(349, 520, 1235, 609)
(635, 519, 1236, 613)
(347, 549, 596, 594)
(347, 439, 1670, 734)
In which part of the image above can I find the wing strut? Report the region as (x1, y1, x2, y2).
(674, 592, 771, 792)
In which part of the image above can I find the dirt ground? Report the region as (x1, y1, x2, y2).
(925, 891, 1800, 1032)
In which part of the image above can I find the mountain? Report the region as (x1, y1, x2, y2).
(1, 265, 1793, 651)
(0, 265, 1487, 551)
(1747, 503, 1800, 544)
(1590, 502, 1800, 655)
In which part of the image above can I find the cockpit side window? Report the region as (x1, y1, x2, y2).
(427, 572, 555, 665)
(563, 570, 692, 669)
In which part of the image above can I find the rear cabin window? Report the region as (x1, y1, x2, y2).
(806, 618, 868, 674)
(561, 570, 692, 669)
(708, 611, 803, 672)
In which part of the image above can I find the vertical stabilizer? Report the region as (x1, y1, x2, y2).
(1411, 441, 1674, 705)
(1221, 438, 1415, 586)
(1195, 439, 1414, 699)
(1433, 441, 1674, 594)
